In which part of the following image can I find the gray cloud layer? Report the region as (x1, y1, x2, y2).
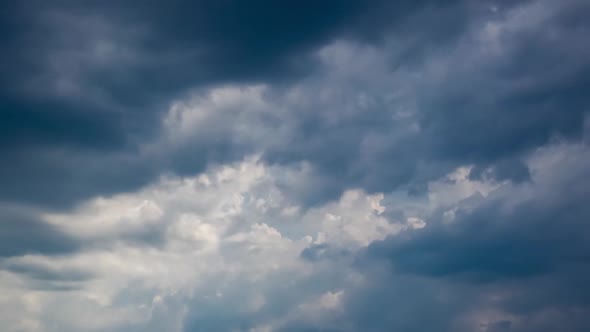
(3, 0, 571, 206)
(1, 0, 590, 331)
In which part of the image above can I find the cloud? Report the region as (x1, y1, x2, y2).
(1, 0, 590, 331)
(0, 206, 80, 257)
(358, 142, 590, 331)
(0, 156, 402, 331)
(1, 142, 589, 331)
(3, 0, 576, 208)
(152, 0, 590, 206)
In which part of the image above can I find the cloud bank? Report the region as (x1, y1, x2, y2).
(1, 0, 590, 331)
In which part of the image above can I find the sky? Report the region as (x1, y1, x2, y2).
(1, 0, 590, 331)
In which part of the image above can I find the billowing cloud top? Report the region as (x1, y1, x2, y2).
(1, 0, 590, 331)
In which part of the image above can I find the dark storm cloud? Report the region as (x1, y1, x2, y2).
(0, 259, 95, 292)
(3, 0, 404, 136)
(418, 6, 590, 164)
(4, 0, 587, 210)
(469, 158, 531, 183)
(0, 147, 156, 206)
(0, 0, 537, 208)
(0, 206, 80, 257)
(246, 145, 590, 332)
(346, 147, 590, 331)
(369, 190, 590, 283)
(1, 0, 385, 206)
(265, 0, 590, 201)
(1, 260, 94, 282)
(2, 0, 590, 328)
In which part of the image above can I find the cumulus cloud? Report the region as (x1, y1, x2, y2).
(2, 140, 589, 331)
(1, 0, 590, 331)
(361, 142, 590, 331)
(0, 156, 403, 331)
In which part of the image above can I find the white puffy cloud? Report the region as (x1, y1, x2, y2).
(1, 154, 405, 332)
(2, 138, 589, 332)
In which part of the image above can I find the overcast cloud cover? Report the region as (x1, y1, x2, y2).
(1, 0, 590, 331)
